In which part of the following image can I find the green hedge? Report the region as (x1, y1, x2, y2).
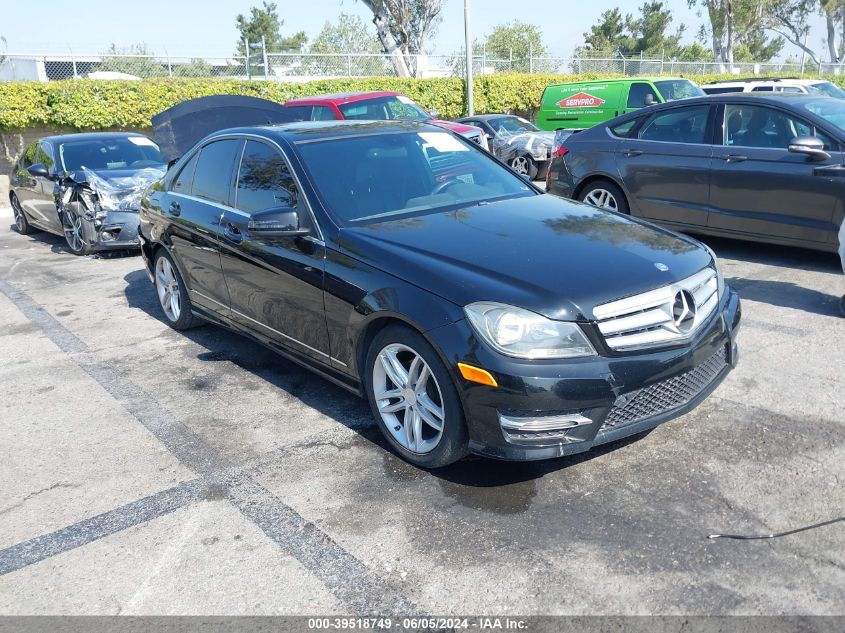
(2, 73, 843, 131)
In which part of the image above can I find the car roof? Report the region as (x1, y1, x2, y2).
(208, 119, 447, 143)
(458, 113, 523, 121)
(547, 76, 687, 87)
(704, 77, 821, 86)
(285, 91, 400, 106)
(632, 93, 832, 107)
(41, 132, 148, 144)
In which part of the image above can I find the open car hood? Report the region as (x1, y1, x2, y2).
(152, 95, 302, 162)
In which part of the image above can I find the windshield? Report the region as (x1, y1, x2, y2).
(338, 96, 431, 122)
(809, 82, 845, 99)
(296, 130, 534, 225)
(59, 137, 164, 172)
(801, 98, 845, 133)
(488, 116, 539, 134)
(654, 79, 705, 101)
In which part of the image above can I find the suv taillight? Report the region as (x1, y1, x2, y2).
(551, 145, 568, 159)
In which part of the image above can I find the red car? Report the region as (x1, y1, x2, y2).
(283, 91, 489, 151)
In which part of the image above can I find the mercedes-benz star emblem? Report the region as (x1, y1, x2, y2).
(654, 262, 669, 272)
(671, 290, 697, 333)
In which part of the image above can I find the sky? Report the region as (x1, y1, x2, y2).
(0, 0, 827, 61)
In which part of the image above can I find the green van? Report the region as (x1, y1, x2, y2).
(536, 77, 704, 131)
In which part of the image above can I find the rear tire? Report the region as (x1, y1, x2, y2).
(10, 194, 34, 235)
(365, 325, 468, 468)
(153, 249, 198, 331)
(578, 179, 630, 214)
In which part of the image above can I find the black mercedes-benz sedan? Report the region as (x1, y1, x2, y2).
(546, 93, 845, 253)
(9, 132, 166, 254)
(139, 120, 741, 467)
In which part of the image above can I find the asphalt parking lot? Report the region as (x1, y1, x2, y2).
(0, 200, 842, 616)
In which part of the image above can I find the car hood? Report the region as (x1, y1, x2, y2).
(336, 194, 710, 321)
(429, 120, 483, 136)
(67, 166, 166, 212)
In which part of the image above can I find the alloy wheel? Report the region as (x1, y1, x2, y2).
(63, 209, 87, 252)
(372, 343, 445, 454)
(11, 197, 25, 232)
(510, 155, 530, 175)
(155, 256, 182, 322)
(583, 188, 619, 212)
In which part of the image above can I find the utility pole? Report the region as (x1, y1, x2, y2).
(464, 0, 474, 115)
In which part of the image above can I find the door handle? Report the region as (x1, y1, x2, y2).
(169, 201, 181, 216)
(720, 154, 747, 163)
(622, 149, 643, 157)
(223, 222, 243, 244)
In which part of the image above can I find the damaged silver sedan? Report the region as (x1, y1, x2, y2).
(8, 133, 165, 254)
(457, 114, 554, 180)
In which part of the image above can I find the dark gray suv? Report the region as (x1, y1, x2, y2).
(547, 93, 845, 253)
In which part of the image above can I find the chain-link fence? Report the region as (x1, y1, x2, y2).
(0, 50, 832, 82)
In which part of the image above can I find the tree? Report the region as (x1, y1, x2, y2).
(582, 8, 627, 52)
(484, 21, 548, 73)
(765, 0, 821, 66)
(235, 2, 307, 56)
(688, 0, 783, 64)
(357, 0, 445, 77)
(822, 0, 845, 63)
(578, 3, 695, 58)
(99, 43, 161, 78)
(303, 13, 390, 76)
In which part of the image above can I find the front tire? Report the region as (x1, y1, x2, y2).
(578, 179, 630, 214)
(61, 202, 92, 255)
(510, 154, 538, 180)
(153, 249, 198, 330)
(365, 325, 468, 468)
(10, 194, 35, 235)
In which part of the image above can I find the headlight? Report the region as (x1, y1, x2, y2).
(703, 245, 725, 298)
(464, 302, 596, 359)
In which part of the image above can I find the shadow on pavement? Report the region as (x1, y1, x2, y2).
(122, 268, 643, 488)
(689, 233, 840, 274)
(727, 276, 842, 318)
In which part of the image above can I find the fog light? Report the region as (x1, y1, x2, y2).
(499, 413, 591, 432)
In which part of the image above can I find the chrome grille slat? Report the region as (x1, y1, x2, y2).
(594, 267, 718, 351)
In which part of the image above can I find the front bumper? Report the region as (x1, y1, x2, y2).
(82, 210, 142, 251)
(427, 287, 741, 461)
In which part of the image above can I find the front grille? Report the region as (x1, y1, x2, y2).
(600, 346, 727, 431)
(594, 267, 719, 351)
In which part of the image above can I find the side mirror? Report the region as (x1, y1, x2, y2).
(428, 109, 441, 119)
(247, 207, 309, 238)
(644, 94, 656, 106)
(788, 136, 830, 161)
(27, 163, 52, 179)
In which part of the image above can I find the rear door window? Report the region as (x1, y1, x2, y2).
(191, 139, 241, 206)
(610, 119, 640, 138)
(312, 106, 337, 121)
(639, 105, 711, 144)
(171, 152, 199, 195)
(235, 140, 299, 215)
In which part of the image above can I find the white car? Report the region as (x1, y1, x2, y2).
(702, 77, 845, 98)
